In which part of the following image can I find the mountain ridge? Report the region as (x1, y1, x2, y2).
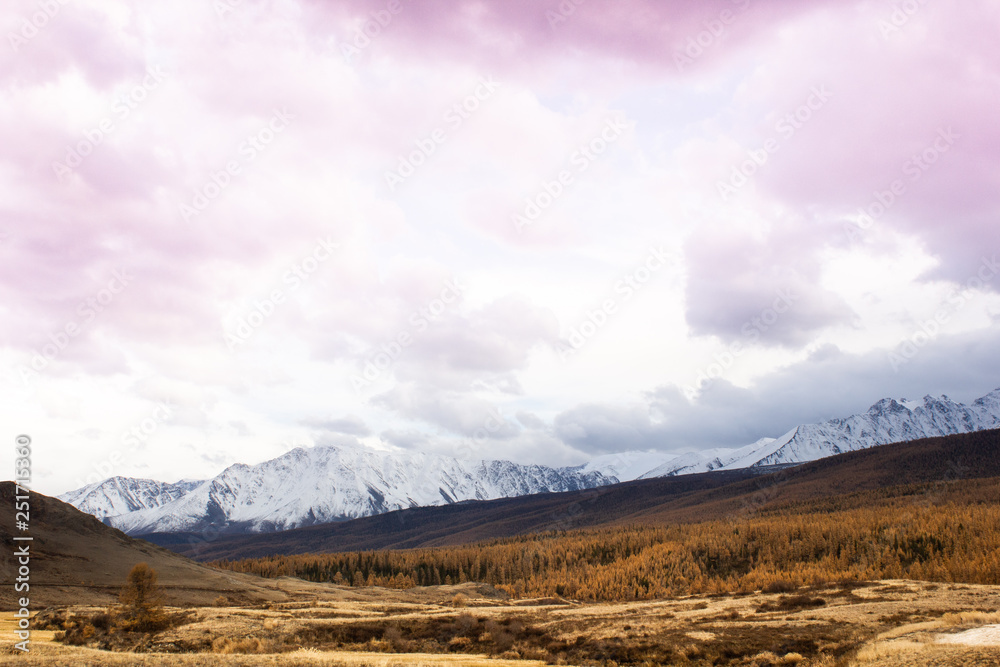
(62, 387, 1000, 536)
(149, 428, 1000, 562)
(66, 446, 614, 535)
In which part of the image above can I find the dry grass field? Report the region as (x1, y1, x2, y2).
(2, 579, 999, 666)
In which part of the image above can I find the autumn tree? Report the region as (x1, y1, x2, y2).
(117, 562, 167, 632)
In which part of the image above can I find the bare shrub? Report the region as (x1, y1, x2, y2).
(764, 580, 797, 594)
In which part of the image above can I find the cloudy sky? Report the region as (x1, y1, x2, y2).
(3, 0, 999, 495)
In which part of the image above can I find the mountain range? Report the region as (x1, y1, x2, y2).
(152, 428, 1000, 562)
(63, 447, 613, 535)
(62, 388, 1000, 536)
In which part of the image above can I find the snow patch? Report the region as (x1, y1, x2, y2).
(937, 624, 1000, 646)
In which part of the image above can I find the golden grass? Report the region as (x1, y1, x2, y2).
(852, 605, 1000, 665)
(854, 639, 929, 663)
(940, 611, 1000, 626)
(0, 646, 544, 666)
(3, 580, 1000, 666)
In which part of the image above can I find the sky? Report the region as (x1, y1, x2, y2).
(2, 0, 999, 496)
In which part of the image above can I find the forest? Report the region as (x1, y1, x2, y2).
(215, 478, 1000, 602)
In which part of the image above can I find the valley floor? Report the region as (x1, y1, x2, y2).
(2, 580, 1000, 666)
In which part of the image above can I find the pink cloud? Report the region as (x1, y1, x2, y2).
(1, 4, 144, 89)
(301, 0, 841, 72)
(727, 1, 1000, 282)
(3, 0, 998, 490)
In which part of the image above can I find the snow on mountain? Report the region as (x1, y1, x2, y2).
(745, 436, 779, 450)
(59, 476, 200, 519)
(62, 387, 1000, 535)
(80, 446, 614, 535)
(585, 439, 783, 482)
(635, 447, 736, 479)
(719, 389, 1000, 470)
(603, 388, 1000, 480)
(579, 451, 679, 481)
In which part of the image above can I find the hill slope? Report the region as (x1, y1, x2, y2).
(0, 482, 338, 607)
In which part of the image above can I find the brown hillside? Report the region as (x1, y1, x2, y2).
(0, 482, 333, 608)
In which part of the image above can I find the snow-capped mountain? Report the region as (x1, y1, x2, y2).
(719, 390, 1000, 469)
(62, 446, 613, 535)
(62, 387, 1000, 536)
(60, 477, 203, 520)
(631, 389, 1000, 479)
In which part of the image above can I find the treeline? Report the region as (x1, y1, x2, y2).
(215, 494, 1000, 602)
